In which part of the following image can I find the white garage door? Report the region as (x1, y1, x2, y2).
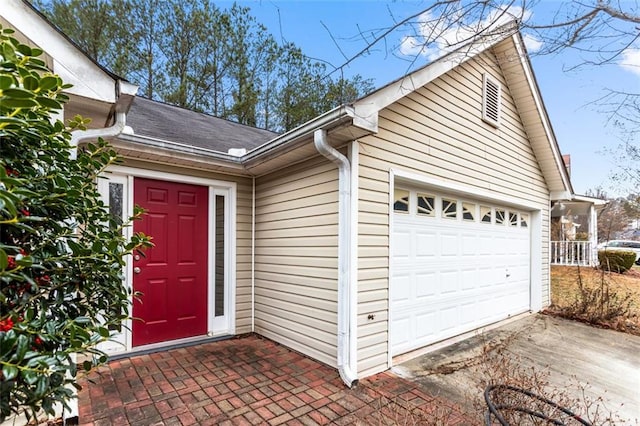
(391, 188, 531, 356)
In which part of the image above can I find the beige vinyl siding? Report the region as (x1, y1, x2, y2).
(254, 155, 339, 367)
(356, 49, 551, 377)
(120, 159, 255, 334)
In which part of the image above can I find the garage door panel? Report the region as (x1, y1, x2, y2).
(416, 272, 437, 298)
(461, 233, 478, 256)
(391, 191, 531, 356)
(439, 270, 459, 294)
(390, 272, 412, 303)
(416, 231, 437, 257)
(416, 311, 437, 338)
(440, 233, 459, 256)
(392, 229, 411, 258)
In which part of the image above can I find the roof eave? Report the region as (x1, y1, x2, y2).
(493, 33, 573, 199)
(353, 21, 519, 119)
(112, 133, 249, 175)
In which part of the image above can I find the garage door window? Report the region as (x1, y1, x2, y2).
(442, 198, 457, 219)
(417, 193, 435, 216)
(509, 212, 518, 227)
(394, 189, 409, 212)
(462, 202, 475, 221)
(520, 213, 529, 228)
(495, 209, 506, 225)
(480, 205, 492, 223)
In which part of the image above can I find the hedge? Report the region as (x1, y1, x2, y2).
(598, 250, 637, 273)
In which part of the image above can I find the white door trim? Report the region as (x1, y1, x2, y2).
(97, 165, 237, 354)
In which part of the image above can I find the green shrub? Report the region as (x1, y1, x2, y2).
(0, 26, 151, 421)
(598, 250, 636, 273)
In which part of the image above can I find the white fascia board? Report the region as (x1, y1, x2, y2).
(511, 33, 573, 196)
(353, 24, 516, 119)
(550, 190, 573, 201)
(571, 194, 608, 205)
(2, 0, 117, 103)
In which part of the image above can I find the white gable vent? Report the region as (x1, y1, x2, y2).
(482, 73, 501, 127)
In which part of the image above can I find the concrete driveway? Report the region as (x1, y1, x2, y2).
(393, 314, 640, 424)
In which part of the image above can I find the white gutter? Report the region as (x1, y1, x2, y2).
(69, 111, 127, 159)
(244, 105, 355, 162)
(313, 129, 357, 388)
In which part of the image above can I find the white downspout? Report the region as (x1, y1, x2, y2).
(62, 112, 126, 424)
(69, 111, 127, 159)
(313, 129, 357, 388)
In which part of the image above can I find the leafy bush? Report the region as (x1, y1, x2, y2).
(598, 250, 636, 273)
(0, 26, 151, 421)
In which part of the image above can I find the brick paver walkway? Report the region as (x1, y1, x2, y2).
(78, 335, 471, 425)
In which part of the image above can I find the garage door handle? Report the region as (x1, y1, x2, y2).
(505, 269, 510, 278)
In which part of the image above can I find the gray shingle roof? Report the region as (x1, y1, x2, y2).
(126, 97, 279, 153)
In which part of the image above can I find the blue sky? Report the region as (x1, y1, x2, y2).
(229, 0, 639, 197)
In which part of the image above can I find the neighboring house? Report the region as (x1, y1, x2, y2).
(4, 0, 591, 388)
(550, 154, 607, 266)
(550, 195, 607, 266)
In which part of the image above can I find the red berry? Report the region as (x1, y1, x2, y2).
(6, 256, 16, 269)
(0, 318, 13, 332)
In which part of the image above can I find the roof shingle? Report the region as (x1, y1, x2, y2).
(126, 97, 279, 153)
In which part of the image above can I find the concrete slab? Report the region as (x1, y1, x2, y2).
(393, 314, 640, 423)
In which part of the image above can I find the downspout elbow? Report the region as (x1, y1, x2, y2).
(69, 111, 127, 159)
(313, 129, 358, 388)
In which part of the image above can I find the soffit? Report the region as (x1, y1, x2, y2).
(493, 35, 573, 196)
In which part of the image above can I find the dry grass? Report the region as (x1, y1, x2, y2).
(549, 265, 640, 335)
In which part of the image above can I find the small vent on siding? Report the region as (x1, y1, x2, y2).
(482, 74, 501, 127)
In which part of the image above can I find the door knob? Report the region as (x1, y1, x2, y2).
(134, 267, 141, 274)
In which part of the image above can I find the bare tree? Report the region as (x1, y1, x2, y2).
(318, 0, 640, 189)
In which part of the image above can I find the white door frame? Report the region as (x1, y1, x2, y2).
(97, 165, 237, 354)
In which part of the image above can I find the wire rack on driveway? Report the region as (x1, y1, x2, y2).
(484, 384, 592, 425)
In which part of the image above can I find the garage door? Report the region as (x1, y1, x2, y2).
(391, 188, 531, 356)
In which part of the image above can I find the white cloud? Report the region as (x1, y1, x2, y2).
(399, 5, 539, 61)
(620, 49, 640, 77)
(399, 36, 425, 56)
(523, 34, 543, 53)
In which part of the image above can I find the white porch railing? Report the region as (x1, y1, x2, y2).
(550, 241, 597, 266)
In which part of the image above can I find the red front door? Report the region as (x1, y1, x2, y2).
(132, 178, 209, 346)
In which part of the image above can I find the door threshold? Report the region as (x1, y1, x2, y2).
(109, 334, 234, 361)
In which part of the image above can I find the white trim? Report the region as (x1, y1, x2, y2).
(353, 23, 517, 124)
(387, 170, 395, 369)
(1, 0, 118, 102)
(107, 165, 237, 190)
(512, 34, 572, 195)
(227, 186, 237, 335)
(392, 168, 541, 211)
(530, 209, 543, 311)
(251, 176, 256, 333)
(349, 141, 359, 378)
(94, 173, 132, 355)
(126, 175, 134, 351)
(207, 188, 216, 333)
(100, 165, 237, 352)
